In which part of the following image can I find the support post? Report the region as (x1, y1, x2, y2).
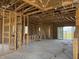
(9, 11, 11, 49)
(73, 4, 79, 59)
(27, 15, 29, 45)
(19, 14, 22, 48)
(14, 12, 17, 50)
(2, 9, 5, 49)
(23, 15, 26, 45)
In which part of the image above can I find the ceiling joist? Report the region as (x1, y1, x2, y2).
(70, 16, 75, 21)
(15, 3, 26, 11)
(65, 17, 73, 22)
(23, 0, 43, 10)
(23, 6, 34, 13)
(45, 0, 50, 8)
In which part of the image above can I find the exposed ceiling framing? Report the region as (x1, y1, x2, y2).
(0, 0, 76, 26)
(29, 4, 76, 25)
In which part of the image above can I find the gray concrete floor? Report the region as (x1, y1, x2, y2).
(0, 44, 12, 55)
(0, 40, 72, 59)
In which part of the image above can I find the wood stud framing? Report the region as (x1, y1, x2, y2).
(23, 6, 34, 13)
(15, 3, 26, 11)
(2, 9, 5, 48)
(73, 5, 79, 59)
(26, 15, 29, 45)
(0, 1, 78, 59)
(23, 15, 26, 45)
(1, 9, 23, 50)
(9, 11, 11, 49)
(17, 13, 22, 48)
(14, 12, 17, 50)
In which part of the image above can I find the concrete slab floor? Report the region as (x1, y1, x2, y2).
(0, 40, 72, 59)
(0, 44, 13, 56)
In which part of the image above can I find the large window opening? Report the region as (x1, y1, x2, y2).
(58, 26, 75, 40)
(63, 26, 75, 40)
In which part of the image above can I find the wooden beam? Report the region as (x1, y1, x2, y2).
(70, 16, 75, 21)
(5, 0, 20, 9)
(23, 0, 43, 10)
(23, 6, 34, 13)
(45, 0, 50, 8)
(15, 3, 26, 11)
(39, 0, 45, 7)
(65, 17, 73, 22)
(44, 6, 53, 11)
(27, 7, 53, 15)
(27, 10, 41, 15)
(25, 8, 39, 14)
(62, 0, 73, 6)
(39, 0, 43, 4)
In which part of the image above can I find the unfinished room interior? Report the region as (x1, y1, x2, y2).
(0, 0, 79, 59)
